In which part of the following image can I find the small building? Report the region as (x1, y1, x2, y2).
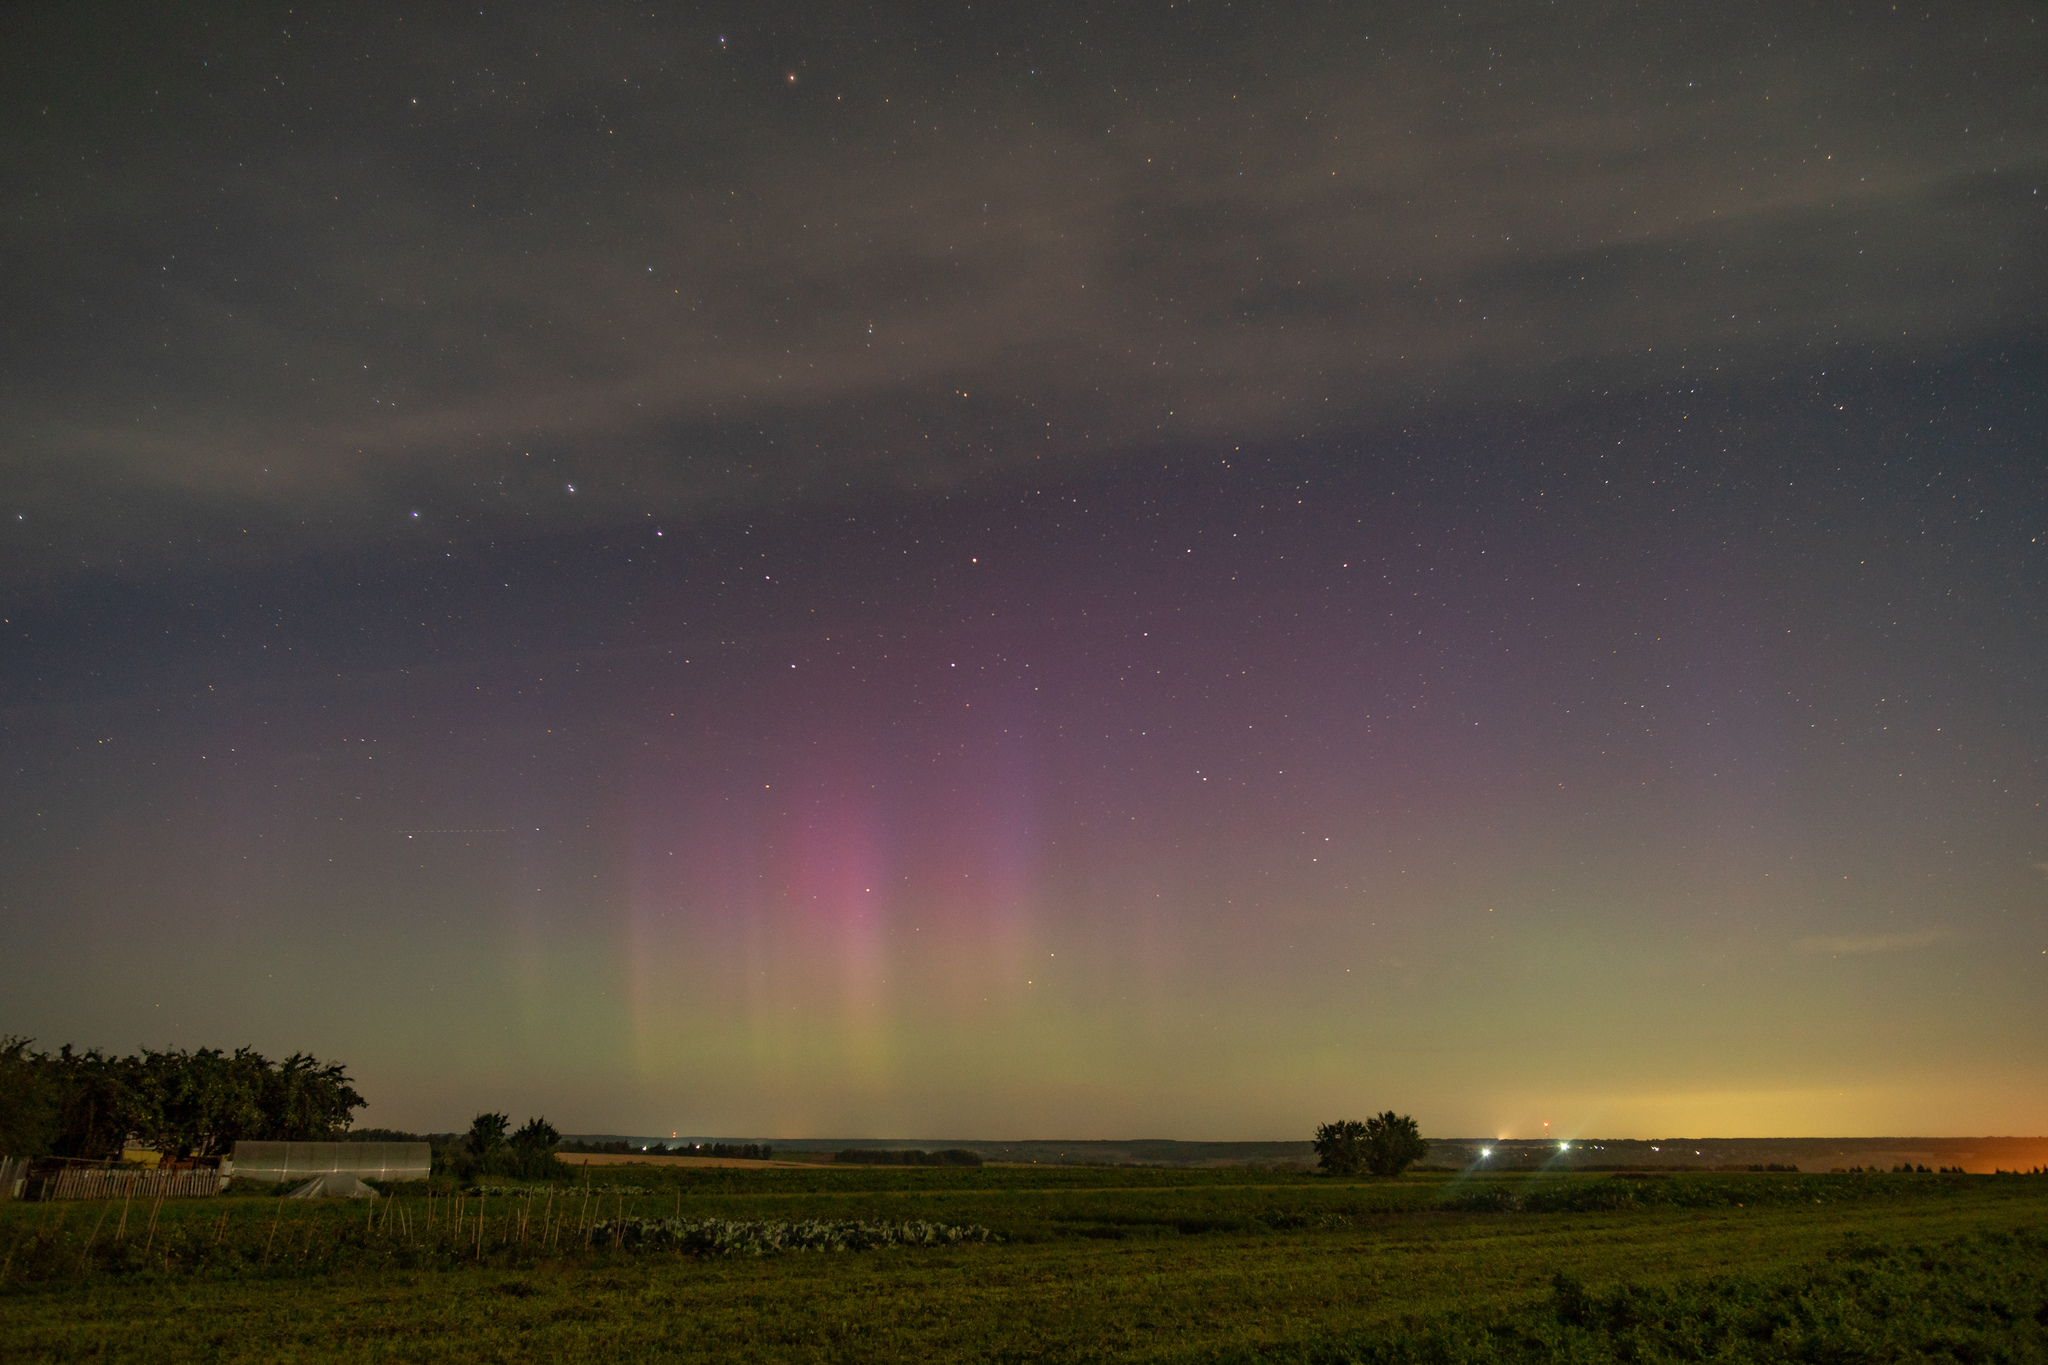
(229, 1141, 430, 1184)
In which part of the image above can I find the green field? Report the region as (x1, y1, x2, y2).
(4, 1166, 2045, 1362)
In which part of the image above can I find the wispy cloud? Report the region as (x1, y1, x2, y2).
(6, 2, 2045, 580)
(1796, 931, 1945, 956)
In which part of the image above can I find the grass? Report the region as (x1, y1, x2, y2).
(2, 1167, 2043, 1361)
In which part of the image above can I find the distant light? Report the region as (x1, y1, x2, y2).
(1480, 1148, 1491, 1159)
(1560, 1142, 1570, 1151)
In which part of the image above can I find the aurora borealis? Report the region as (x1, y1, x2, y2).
(3, 2, 2044, 1140)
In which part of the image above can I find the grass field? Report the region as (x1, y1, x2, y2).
(3, 1166, 2044, 1362)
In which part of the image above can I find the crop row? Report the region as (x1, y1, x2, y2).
(590, 1217, 994, 1254)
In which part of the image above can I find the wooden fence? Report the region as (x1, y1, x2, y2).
(40, 1164, 225, 1200)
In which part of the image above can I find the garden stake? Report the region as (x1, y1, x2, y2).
(114, 1183, 133, 1242)
(76, 1200, 113, 1272)
(263, 1195, 284, 1264)
(143, 1188, 165, 1254)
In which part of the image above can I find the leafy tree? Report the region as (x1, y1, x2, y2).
(128, 1047, 363, 1157)
(1363, 1110, 1429, 1177)
(1312, 1119, 1368, 1176)
(47, 1046, 135, 1160)
(261, 1052, 366, 1141)
(129, 1047, 257, 1158)
(509, 1116, 560, 1152)
(465, 1112, 510, 1163)
(0, 1036, 62, 1158)
(0, 1041, 363, 1161)
(1314, 1113, 1429, 1178)
(504, 1116, 564, 1178)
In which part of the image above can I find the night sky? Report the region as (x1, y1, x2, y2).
(4, 3, 2045, 1141)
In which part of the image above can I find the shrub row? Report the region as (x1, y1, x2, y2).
(590, 1216, 994, 1254)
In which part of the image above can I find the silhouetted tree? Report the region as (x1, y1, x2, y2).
(1363, 1111, 1429, 1177)
(0, 1040, 363, 1160)
(1312, 1120, 1368, 1176)
(0, 1037, 62, 1158)
(465, 1112, 510, 1163)
(510, 1117, 559, 1152)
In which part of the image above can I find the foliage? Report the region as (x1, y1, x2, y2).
(130, 1048, 363, 1158)
(1311, 1119, 1368, 1176)
(1362, 1111, 1428, 1178)
(450, 1113, 562, 1181)
(508, 1118, 559, 1153)
(592, 1217, 993, 1254)
(464, 1113, 509, 1163)
(0, 1036, 62, 1158)
(0, 1039, 361, 1160)
(1314, 1114, 1427, 1178)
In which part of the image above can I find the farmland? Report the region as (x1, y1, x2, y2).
(3, 1166, 2045, 1362)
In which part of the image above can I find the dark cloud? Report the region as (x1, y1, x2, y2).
(5, 2, 2044, 578)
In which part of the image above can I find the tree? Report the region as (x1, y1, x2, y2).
(509, 1117, 559, 1153)
(129, 1047, 262, 1158)
(1363, 1111, 1428, 1177)
(47, 1046, 135, 1160)
(1312, 1119, 1369, 1176)
(506, 1116, 563, 1178)
(128, 1047, 363, 1157)
(465, 1112, 510, 1163)
(260, 1052, 366, 1141)
(0, 1036, 62, 1158)
(1314, 1113, 1429, 1178)
(0, 1041, 364, 1161)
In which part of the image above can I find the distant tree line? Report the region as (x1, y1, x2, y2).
(558, 1140, 777, 1161)
(834, 1148, 983, 1167)
(1312, 1112, 1428, 1177)
(0, 1036, 362, 1161)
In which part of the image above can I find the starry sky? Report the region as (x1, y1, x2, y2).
(3, 2, 2045, 1141)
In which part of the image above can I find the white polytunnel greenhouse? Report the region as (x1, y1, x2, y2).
(228, 1141, 430, 1184)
